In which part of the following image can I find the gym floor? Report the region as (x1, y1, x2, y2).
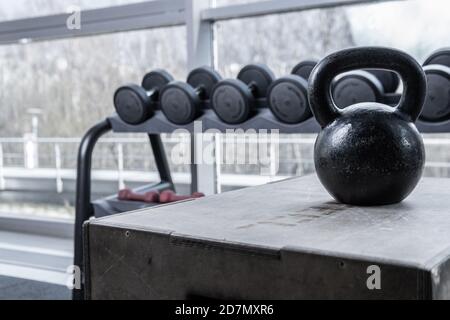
(0, 226, 73, 300)
(0, 276, 70, 300)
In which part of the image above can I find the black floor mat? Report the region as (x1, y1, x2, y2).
(0, 276, 71, 300)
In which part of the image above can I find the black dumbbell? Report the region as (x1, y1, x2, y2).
(114, 70, 174, 125)
(159, 66, 222, 125)
(420, 48, 450, 123)
(211, 64, 275, 124)
(291, 60, 317, 81)
(331, 68, 400, 109)
(424, 48, 450, 67)
(267, 60, 317, 124)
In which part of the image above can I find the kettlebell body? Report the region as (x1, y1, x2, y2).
(308, 47, 427, 206)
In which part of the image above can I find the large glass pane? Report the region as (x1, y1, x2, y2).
(0, 26, 188, 218)
(214, 0, 450, 190)
(215, 0, 449, 77)
(0, 27, 187, 137)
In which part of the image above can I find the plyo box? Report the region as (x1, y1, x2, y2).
(84, 175, 450, 300)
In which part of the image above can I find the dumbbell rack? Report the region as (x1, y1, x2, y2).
(109, 109, 450, 134)
(416, 120, 450, 133)
(109, 109, 320, 134)
(73, 118, 175, 300)
(74, 107, 321, 300)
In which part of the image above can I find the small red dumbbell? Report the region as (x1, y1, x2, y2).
(159, 190, 205, 204)
(118, 188, 160, 203)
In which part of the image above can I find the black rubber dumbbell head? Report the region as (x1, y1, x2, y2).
(423, 48, 450, 68)
(332, 70, 384, 109)
(265, 60, 316, 124)
(419, 49, 450, 122)
(212, 64, 275, 124)
(186, 66, 222, 100)
(366, 70, 400, 93)
(268, 75, 311, 124)
(160, 66, 221, 125)
(160, 81, 200, 125)
(141, 69, 174, 93)
(211, 79, 253, 125)
(237, 64, 276, 98)
(114, 70, 173, 125)
(420, 65, 450, 122)
(114, 84, 153, 125)
(291, 60, 317, 81)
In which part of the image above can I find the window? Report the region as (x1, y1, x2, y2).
(0, 27, 187, 137)
(0, 26, 188, 218)
(215, 0, 450, 77)
(213, 0, 450, 190)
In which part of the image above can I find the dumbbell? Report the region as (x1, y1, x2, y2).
(267, 60, 317, 124)
(118, 188, 160, 203)
(211, 64, 276, 124)
(291, 60, 318, 81)
(424, 48, 450, 67)
(159, 190, 205, 204)
(114, 70, 174, 125)
(331, 68, 400, 109)
(160, 66, 222, 125)
(420, 48, 450, 122)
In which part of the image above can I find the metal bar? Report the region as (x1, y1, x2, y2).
(202, 0, 403, 22)
(0, 0, 186, 45)
(117, 143, 125, 190)
(55, 144, 63, 194)
(215, 134, 222, 194)
(73, 119, 112, 300)
(186, 0, 215, 68)
(0, 212, 73, 239)
(0, 143, 5, 190)
(148, 134, 174, 187)
(186, 0, 218, 195)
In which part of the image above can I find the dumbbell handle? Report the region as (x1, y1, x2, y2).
(193, 85, 207, 99)
(118, 189, 159, 203)
(159, 191, 205, 204)
(144, 88, 158, 99)
(247, 81, 259, 96)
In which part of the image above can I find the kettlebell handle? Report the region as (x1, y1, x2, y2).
(308, 47, 427, 127)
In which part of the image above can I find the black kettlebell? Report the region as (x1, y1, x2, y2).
(308, 47, 427, 206)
